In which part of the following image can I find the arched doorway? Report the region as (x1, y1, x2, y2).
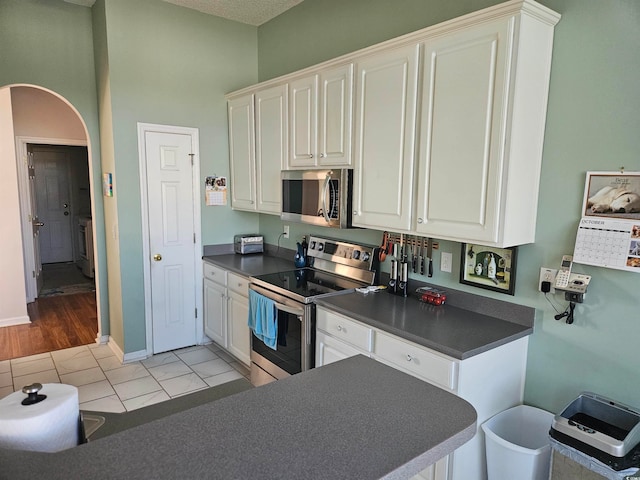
(0, 84, 102, 359)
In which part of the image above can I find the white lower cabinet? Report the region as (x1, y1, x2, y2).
(203, 263, 251, 366)
(316, 331, 369, 366)
(227, 276, 250, 365)
(316, 306, 527, 480)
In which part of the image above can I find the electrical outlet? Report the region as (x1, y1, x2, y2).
(441, 252, 452, 273)
(539, 267, 557, 293)
(283, 225, 289, 239)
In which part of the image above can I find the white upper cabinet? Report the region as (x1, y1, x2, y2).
(416, 9, 559, 246)
(228, 94, 256, 211)
(318, 64, 353, 167)
(255, 84, 287, 214)
(352, 44, 420, 232)
(227, 0, 560, 246)
(228, 86, 286, 215)
(288, 63, 353, 168)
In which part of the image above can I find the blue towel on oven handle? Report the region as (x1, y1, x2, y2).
(248, 289, 277, 350)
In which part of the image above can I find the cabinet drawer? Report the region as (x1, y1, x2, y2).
(228, 272, 249, 297)
(374, 331, 458, 391)
(317, 308, 373, 352)
(203, 262, 227, 285)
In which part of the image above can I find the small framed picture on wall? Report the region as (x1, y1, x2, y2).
(460, 243, 517, 295)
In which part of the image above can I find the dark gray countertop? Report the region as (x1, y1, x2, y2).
(0, 356, 476, 480)
(204, 253, 533, 360)
(316, 292, 532, 360)
(203, 253, 292, 278)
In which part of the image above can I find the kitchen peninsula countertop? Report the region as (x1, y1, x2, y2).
(0, 356, 477, 480)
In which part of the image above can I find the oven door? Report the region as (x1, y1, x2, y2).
(249, 284, 314, 386)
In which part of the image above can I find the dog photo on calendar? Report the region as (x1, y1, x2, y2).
(584, 173, 640, 220)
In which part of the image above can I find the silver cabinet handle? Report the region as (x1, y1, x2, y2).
(337, 325, 343, 332)
(353, 211, 357, 216)
(34, 222, 45, 227)
(319, 153, 325, 158)
(308, 154, 313, 158)
(406, 354, 413, 362)
(417, 218, 424, 224)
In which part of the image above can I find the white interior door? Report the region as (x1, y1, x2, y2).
(145, 130, 197, 354)
(34, 147, 73, 264)
(27, 148, 43, 294)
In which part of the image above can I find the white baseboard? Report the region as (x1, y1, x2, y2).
(123, 349, 148, 364)
(95, 334, 109, 345)
(0, 315, 30, 327)
(107, 337, 148, 364)
(107, 337, 125, 362)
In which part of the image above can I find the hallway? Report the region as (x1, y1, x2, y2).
(0, 292, 97, 362)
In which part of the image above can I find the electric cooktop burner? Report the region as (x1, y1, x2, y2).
(252, 268, 366, 300)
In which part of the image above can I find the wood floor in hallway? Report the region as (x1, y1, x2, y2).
(0, 292, 97, 361)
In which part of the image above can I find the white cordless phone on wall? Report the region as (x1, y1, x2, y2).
(555, 255, 573, 289)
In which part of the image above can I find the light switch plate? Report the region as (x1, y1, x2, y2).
(441, 252, 452, 273)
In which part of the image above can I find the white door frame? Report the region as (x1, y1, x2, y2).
(16, 137, 87, 299)
(137, 123, 203, 357)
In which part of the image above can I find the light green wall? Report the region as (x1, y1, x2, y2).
(100, 0, 258, 352)
(257, 0, 640, 413)
(0, 0, 110, 337)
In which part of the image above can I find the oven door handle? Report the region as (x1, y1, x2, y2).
(274, 302, 304, 318)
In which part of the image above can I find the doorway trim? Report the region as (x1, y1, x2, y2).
(16, 137, 87, 302)
(137, 122, 203, 357)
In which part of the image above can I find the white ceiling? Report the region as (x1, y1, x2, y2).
(63, 0, 304, 26)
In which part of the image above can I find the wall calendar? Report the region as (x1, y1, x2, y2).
(573, 171, 640, 272)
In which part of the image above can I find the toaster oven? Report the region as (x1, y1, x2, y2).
(234, 234, 264, 255)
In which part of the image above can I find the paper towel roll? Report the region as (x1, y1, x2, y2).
(0, 383, 79, 452)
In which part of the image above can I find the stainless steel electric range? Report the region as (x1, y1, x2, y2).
(248, 236, 377, 386)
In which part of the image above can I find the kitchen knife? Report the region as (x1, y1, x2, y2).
(419, 238, 425, 275)
(412, 237, 417, 273)
(427, 238, 433, 277)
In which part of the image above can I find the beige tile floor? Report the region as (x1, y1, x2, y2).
(0, 343, 249, 412)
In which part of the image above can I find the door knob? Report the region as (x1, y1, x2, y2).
(153, 254, 162, 261)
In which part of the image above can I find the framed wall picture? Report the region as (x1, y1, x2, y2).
(460, 243, 517, 295)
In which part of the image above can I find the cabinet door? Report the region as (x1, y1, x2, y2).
(227, 291, 250, 366)
(204, 279, 227, 347)
(316, 330, 368, 367)
(255, 85, 287, 215)
(416, 19, 511, 243)
(289, 75, 318, 168)
(228, 94, 256, 211)
(318, 64, 353, 167)
(410, 458, 449, 480)
(352, 44, 420, 232)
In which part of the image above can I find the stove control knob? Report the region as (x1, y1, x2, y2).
(352, 250, 360, 260)
(310, 241, 316, 250)
(318, 243, 324, 252)
(361, 252, 370, 262)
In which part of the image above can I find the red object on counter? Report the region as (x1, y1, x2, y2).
(419, 289, 447, 306)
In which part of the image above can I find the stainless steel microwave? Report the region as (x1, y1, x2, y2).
(281, 169, 353, 228)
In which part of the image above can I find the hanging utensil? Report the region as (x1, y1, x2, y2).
(420, 238, 426, 275)
(427, 237, 433, 277)
(379, 231, 388, 262)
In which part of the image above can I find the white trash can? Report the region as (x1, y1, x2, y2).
(482, 405, 554, 480)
